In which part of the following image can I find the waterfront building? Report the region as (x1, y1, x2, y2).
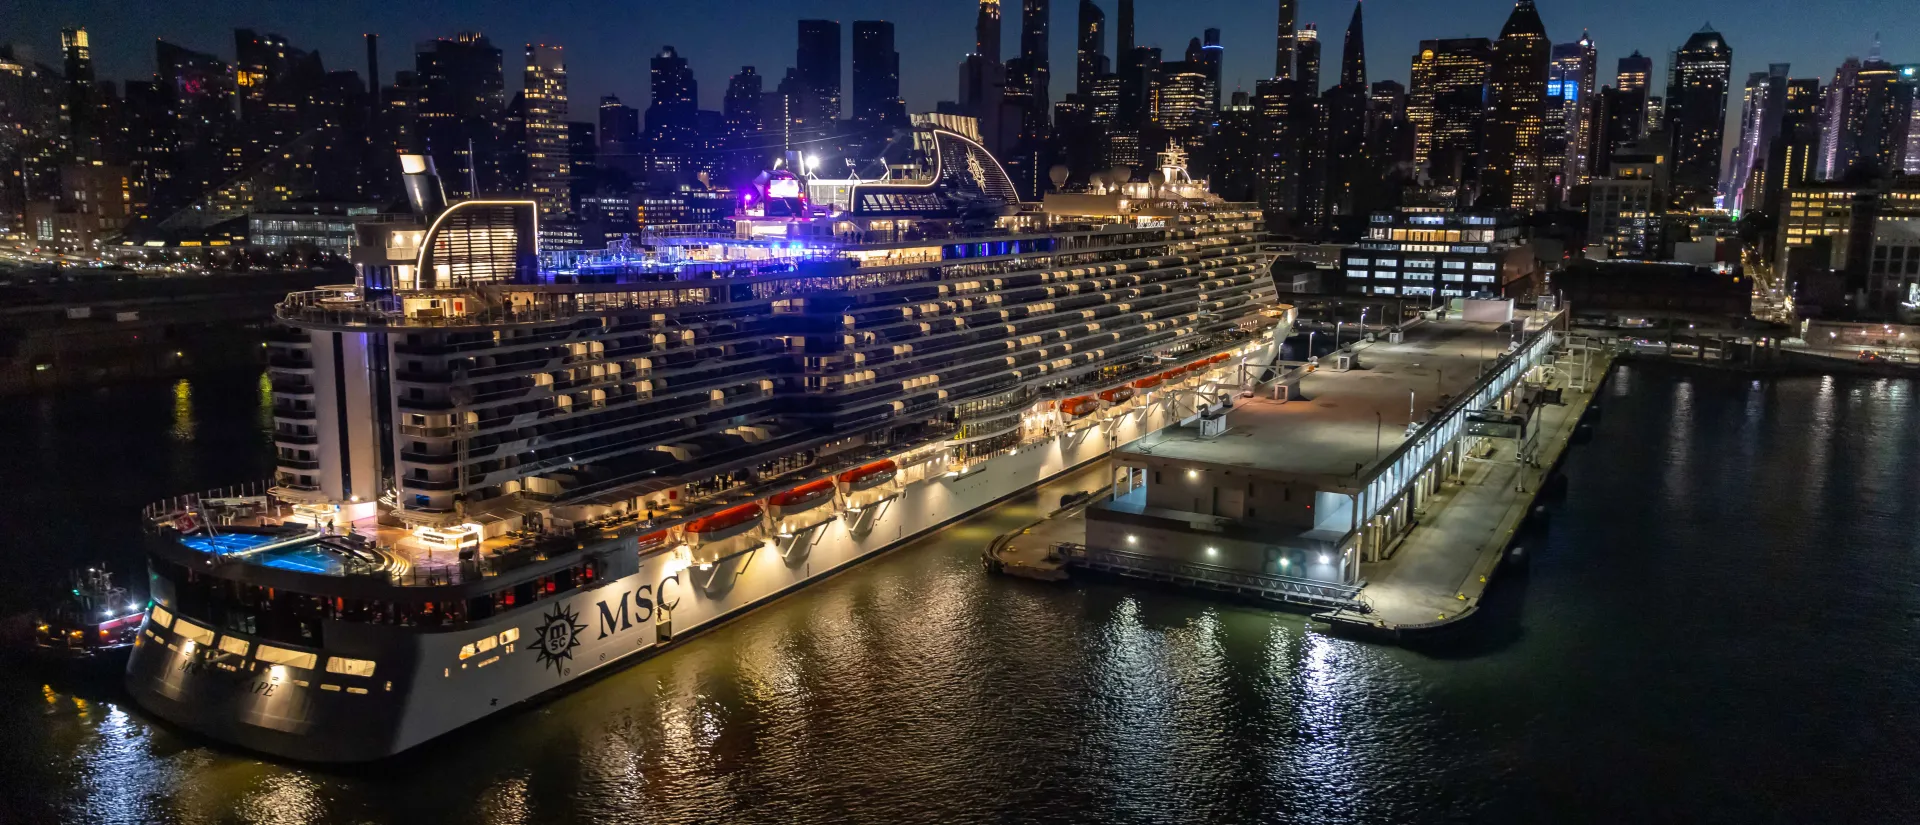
(1549, 260, 1751, 321)
(1663, 26, 1733, 209)
(414, 33, 507, 200)
(1340, 210, 1533, 298)
(1483, 0, 1550, 212)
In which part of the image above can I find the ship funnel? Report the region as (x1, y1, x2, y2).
(399, 153, 447, 217)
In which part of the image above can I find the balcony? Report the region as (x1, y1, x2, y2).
(398, 451, 459, 465)
(268, 354, 314, 370)
(270, 378, 316, 395)
(271, 405, 317, 420)
(272, 431, 320, 445)
(400, 477, 460, 491)
(275, 457, 321, 470)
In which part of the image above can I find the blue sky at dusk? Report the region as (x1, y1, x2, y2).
(5, 0, 1915, 117)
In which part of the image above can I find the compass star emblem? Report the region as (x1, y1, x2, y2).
(529, 603, 586, 675)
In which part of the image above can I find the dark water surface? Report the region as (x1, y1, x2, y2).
(3, 364, 1918, 824)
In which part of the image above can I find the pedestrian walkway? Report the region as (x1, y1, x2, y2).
(1329, 351, 1609, 631)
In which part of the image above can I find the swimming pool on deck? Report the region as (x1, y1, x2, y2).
(178, 532, 342, 575)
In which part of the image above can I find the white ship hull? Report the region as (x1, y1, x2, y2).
(124, 361, 1269, 762)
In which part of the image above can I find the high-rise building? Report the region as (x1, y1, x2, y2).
(1761, 77, 1822, 218)
(415, 33, 507, 199)
(978, 0, 1003, 59)
(599, 94, 640, 156)
(646, 46, 699, 161)
(1816, 59, 1858, 180)
(1546, 33, 1597, 197)
(961, 0, 1007, 145)
(1202, 29, 1224, 112)
(1077, 0, 1107, 97)
(1409, 38, 1492, 193)
(1830, 47, 1915, 179)
(796, 20, 842, 124)
(1483, 0, 1549, 211)
(1663, 25, 1733, 209)
(1724, 63, 1788, 214)
(60, 28, 95, 161)
(156, 39, 240, 209)
(1011, 0, 1051, 140)
(1297, 25, 1321, 93)
(1616, 51, 1651, 92)
(852, 21, 904, 128)
(1323, 1, 1371, 219)
(1208, 92, 1261, 201)
(522, 44, 569, 215)
(1275, 0, 1297, 79)
(1155, 40, 1215, 132)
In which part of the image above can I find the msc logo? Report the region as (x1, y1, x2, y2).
(530, 603, 587, 674)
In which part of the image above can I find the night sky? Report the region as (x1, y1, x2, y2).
(5, 0, 1915, 120)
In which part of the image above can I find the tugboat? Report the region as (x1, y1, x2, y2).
(27, 566, 145, 667)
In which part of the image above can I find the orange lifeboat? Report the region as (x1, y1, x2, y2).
(837, 459, 898, 491)
(769, 479, 835, 516)
(1098, 386, 1134, 404)
(1130, 376, 1163, 390)
(1209, 353, 1231, 364)
(1159, 369, 1184, 382)
(1061, 395, 1101, 417)
(635, 529, 671, 555)
(686, 503, 763, 538)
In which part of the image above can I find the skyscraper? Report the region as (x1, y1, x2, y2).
(523, 44, 569, 215)
(796, 20, 841, 122)
(1338, 2, 1366, 89)
(1013, 0, 1051, 138)
(1297, 25, 1322, 92)
(1409, 38, 1492, 193)
(1724, 63, 1788, 213)
(1546, 33, 1596, 196)
(1202, 29, 1224, 111)
(1762, 77, 1822, 217)
(1323, 1, 1372, 219)
(1077, 0, 1106, 97)
(1156, 39, 1215, 132)
(599, 94, 639, 154)
(60, 28, 94, 160)
(1483, 0, 1549, 211)
(646, 46, 699, 159)
(1275, 0, 1297, 79)
(416, 33, 506, 198)
(960, 0, 1009, 155)
(852, 21, 904, 128)
(1829, 47, 1915, 179)
(1663, 25, 1733, 208)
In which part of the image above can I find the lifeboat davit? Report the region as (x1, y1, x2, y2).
(837, 460, 898, 491)
(769, 479, 835, 516)
(1098, 386, 1134, 404)
(1060, 395, 1101, 417)
(685, 503, 763, 542)
(635, 529, 672, 555)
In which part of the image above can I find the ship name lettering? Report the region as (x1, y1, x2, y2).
(594, 585, 656, 639)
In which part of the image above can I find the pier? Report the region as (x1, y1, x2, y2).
(986, 307, 1611, 641)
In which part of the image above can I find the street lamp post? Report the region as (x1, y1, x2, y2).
(1307, 330, 1317, 360)
(1336, 321, 1344, 350)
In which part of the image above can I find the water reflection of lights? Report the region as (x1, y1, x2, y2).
(235, 774, 328, 825)
(475, 775, 533, 825)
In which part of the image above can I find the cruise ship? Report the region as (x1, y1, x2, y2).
(125, 125, 1291, 762)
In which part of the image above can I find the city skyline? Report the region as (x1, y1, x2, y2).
(7, 0, 1915, 122)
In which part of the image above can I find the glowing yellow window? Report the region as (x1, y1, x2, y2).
(325, 657, 377, 678)
(255, 645, 319, 669)
(173, 620, 215, 646)
(217, 636, 250, 657)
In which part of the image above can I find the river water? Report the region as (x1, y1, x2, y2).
(3, 363, 1918, 824)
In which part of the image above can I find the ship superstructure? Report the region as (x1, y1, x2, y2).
(125, 128, 1290, 761)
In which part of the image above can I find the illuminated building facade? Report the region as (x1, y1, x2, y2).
(1546, 34, 1596, 197)
(523, 44, 569, 216)
(1409, 38, 1492, 194)
(1663, 26, 1733, 209)
(1483, 0, 1549, 211)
